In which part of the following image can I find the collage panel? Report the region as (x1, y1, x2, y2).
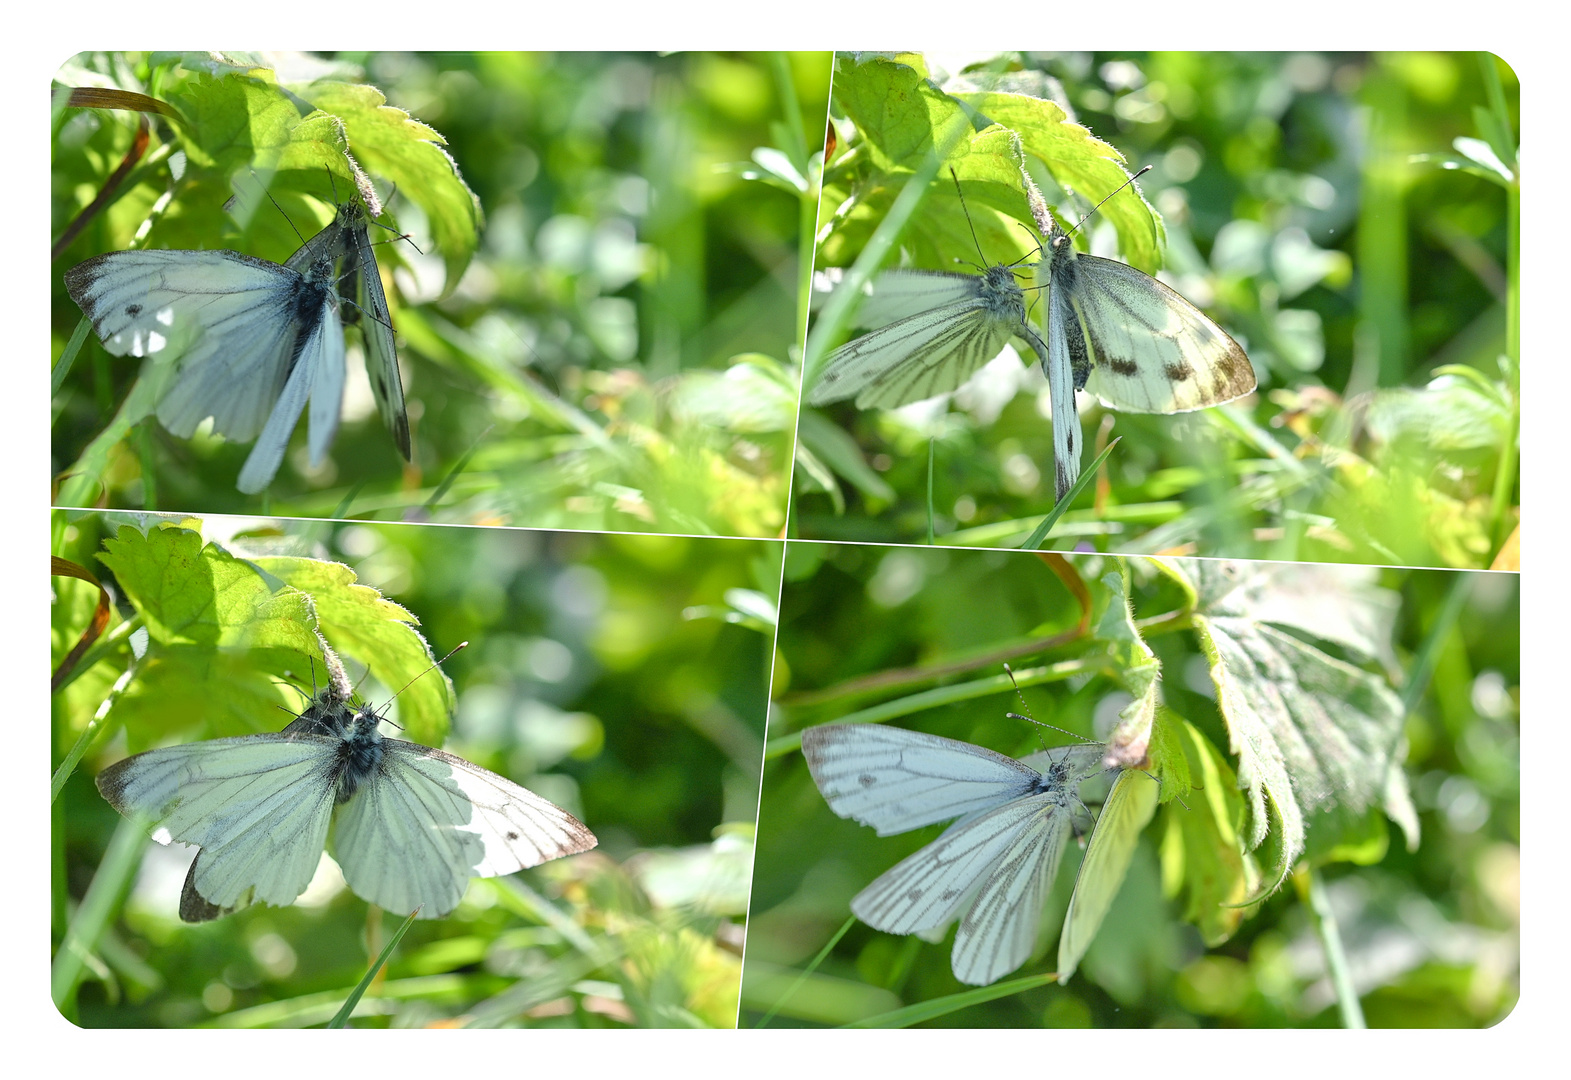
(52, 51, 831, 537)
(796, 52, 1518, 571)
(51, 509, 777, 1027)
(743, 543, 1518, 1027)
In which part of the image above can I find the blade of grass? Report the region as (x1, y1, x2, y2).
(802, 116, 969, 394)
(327, 906, 422, 1028)
(754, 914, 857, 1029)
(1304, 866, 1366, 1028)
(52, 651, 143, 803)
(52, 318, 93, 400)
(424, 425, 493, 513)
(51, 815, 148, 1015)
(1021, 438, 1120, 550)
(841, 971, 1060, 1028)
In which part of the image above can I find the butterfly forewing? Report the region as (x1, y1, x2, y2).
(332, 739, 597, 918)
(65, 250, 296, 362)
(802, 724, 1049, 836)
(65, 249, 318, 448)
(342, 218, 411, 460)
(96, 735, 341, 910)
(1072, 257, 1255, 413)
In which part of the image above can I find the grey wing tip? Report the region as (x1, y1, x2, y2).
(94, 759, 132, 810)
(568, 823, 599, 855)
(392, 415, 412, 460)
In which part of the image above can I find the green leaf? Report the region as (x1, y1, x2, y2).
(1159, 717, 1258, 944)
(1184, 561, 1408, 895)
(1057, 765, 1160, 983)
(93, 523, 325, 745)
(97, 523, 316, 653)
(822, 54, 1163, 282)
(251, 556, 453, 746)
(113, 649, 310, 749)
(172, 71, 301, 175)
(1198, 560, 1402, 673)
(1094, 565, 1161, 768)
(303, 81, 482, 296)
(832, 54, 957, 176)
(951, 90, 1162, 273)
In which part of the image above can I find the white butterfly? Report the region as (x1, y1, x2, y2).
(807, 263, 1050, 411)
(298, 199, 411, 461)
(801, 722, 1106, 985)
(97, 682, 597, 922)
(1033, 177, 1257, 499)
(807, 172, 1257, 504)
(64, 197, 411, 493)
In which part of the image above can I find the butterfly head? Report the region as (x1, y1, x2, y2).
(332, 703, 386, 803)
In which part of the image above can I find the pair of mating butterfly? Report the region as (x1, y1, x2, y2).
(809, 168, 1258, 501)
(801, 717, 1158, 986)
(65, 196, 410, 493)
(97, 649, 596, 922)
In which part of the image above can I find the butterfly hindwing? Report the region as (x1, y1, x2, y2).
(340, 212, 412, 460)
(849, 793, 1055, 936)
(1045, 274, 1084, 500)
(235, 257, 346, 494)
(951, 794, 1076, 985)
(332, 739, 597, 918)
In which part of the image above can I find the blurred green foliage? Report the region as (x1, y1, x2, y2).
(795, 52, 1518, 569)
(742, 544, 1518, 1027)
(52, 51, 830, 537)
(52, 510, 777, 1027)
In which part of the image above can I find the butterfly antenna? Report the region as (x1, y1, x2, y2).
(385, 642, 469, 705)
(948, 168, 989, 273)
(243, 175, 309, 246)
(1008, 221, 1049, 283)
(1003, 664, 1101, 748)
(1066, 164, 1153, 239)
